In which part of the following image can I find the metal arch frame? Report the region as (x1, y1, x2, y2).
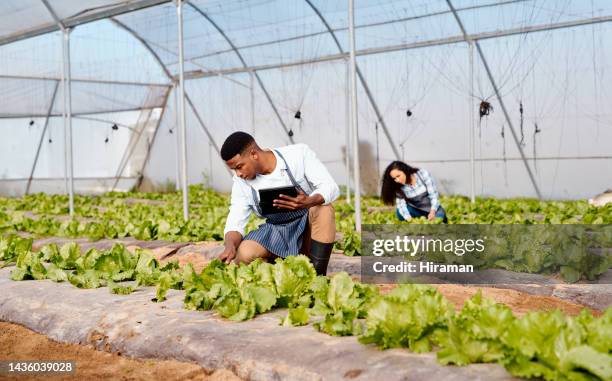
(111, 12, 249, 108)
(185, 1, 295, 144)
(181, 0, 532, 63)
(183, 14, 612, 79)
(445, 0, 543, 199)
(109, 18, 173, 80)
(305, 0, 401, 161)
(40, 0, 65, 29)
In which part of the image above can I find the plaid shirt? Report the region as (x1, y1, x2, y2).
(395, 169, 440, 220)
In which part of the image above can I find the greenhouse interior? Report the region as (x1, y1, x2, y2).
(0, 1, 611, 381)
(2, 0, 611, 202)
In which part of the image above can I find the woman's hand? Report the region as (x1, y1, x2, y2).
(273, 191, 323, 210)
(427, 209, 436, 221)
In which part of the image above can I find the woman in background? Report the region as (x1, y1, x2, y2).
(381, 161, 448, 223)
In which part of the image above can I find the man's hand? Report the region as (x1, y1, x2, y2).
(219, 231, 242, 264)
(273, 191, 324, 210)
(219, 245, 237, 264)
(427, 209, 436, 221)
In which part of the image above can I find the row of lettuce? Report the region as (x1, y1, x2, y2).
(1, 186, 611, 255)
(1, 236, 610, 381)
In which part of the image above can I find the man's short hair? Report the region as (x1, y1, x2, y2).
(220, 131, 255, 161)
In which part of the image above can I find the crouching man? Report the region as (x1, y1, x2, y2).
(218, 131, 338, 275)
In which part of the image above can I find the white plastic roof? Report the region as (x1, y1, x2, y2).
(0, 0, 170, 46)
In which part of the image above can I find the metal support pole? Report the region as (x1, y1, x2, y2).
(62, 29, 75, 215)
(469, 41, 475, 202)
(445, 0, 542, 199)
(40, 0, 71, 199)
(348, 0, 361, 232)
(61, 37, 68, 195)
(26, 80, 60, 195)
(344, 59, 351, 204)
(177, 0, 189, 220)
(173, 82, 181, 191)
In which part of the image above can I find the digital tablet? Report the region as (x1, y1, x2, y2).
(258, 185, 298, 214)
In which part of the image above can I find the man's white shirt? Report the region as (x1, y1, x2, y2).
(223, 143, 339, 237)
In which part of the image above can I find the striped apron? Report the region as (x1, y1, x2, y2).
(244, 150, 309, 258)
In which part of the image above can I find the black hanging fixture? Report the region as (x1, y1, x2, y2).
(406, 109, 412, 117)
(288, 129, 294, 137)
(294, 110, 301, 119)
(479, 101, 493, 119)
(48, 138, 53, 143)
(168, 128, 174, 134)
(111, 124, 119, 131)
(29, 120, 35, 126)
(104, 137, 109, 144)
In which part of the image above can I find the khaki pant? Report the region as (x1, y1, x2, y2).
(234, 204, 336, 264)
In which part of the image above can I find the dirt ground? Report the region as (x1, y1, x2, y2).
(0, 322, 242, 381)
(435, 284, 599, 316)
(377, 284, 600, 316)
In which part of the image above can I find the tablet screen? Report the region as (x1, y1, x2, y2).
(258, 185, 298, 214)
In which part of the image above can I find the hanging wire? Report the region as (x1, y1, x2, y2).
(501, 123, 508, 186)
(533, 122, 541, 172)
(519, 101, 525, 145)
(274, 3, 326, 138)
(375, 122, 380, 180)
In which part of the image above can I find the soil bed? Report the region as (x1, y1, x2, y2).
(0, 321, 241, 381)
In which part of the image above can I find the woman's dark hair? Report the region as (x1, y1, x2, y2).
(380, 161, 419, 205)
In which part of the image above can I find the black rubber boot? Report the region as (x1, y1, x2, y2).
(309, 240, 334, 276)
